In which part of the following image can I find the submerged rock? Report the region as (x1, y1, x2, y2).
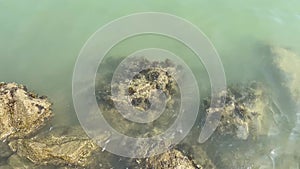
(8, 126, 111, 168)
(0, 82, 53, 141)
(143, 147, 214, 169)
(109, 57, 180, 122)
(129, 140, 215, 169)
(145, 149, 197, 169)
(271, 46, 300, 100)
(7, 154, 34, 169)
(0, 142, 13, 159)
(0, 165, 12, 169)
(204, 82, 270, 140)
(188, 144, 216, 169)
(116, 66, 177, 111)
(96, 57, 182, 136)
(271, 46, 300, 159)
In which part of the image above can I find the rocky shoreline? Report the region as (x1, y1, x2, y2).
(1, 47, 299, 168)
(0, 83, 107, 169)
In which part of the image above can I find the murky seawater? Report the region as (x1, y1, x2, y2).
(0, 1, 299, 168)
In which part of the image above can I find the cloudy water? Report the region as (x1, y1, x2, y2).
(0, 1, 299, 168)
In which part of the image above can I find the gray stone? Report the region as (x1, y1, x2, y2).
(0, 142, 13, 159)
(7, 154, 34, 169)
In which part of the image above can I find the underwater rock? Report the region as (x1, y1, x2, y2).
(271, 46, 300, 100)
(130, 141, 215, 169)
(143, 148, 214, 169)
(8, 126, 111, 168)
(145, 149, 197, 169)
(189, 145, 216, 169)
(98, 57, 179, 108)
(7, 154, 34, 169)
(0, 165, 12, 169)
(271, 46, 300, 159)
(109, 57, 180, 122)
(0, 142, 13, 159)
(0, 82, 53, 141)
(117, 66, 177, 111)
(205, 82, 270, 140)
(95, 57, 182, 136)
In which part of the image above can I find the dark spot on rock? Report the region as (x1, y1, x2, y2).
(146, 71, 160, 81)
(133, 74, 142, 80)
(140, 69, 149, 75)
(128, 87, 134, 95)
(35, 104, 44, 112)
(156, 84, 162, 90)
(169, 89, 176, 95)
(234, 105, 244, 119)
(166, 83, 172, 90)
(131, 97, 143, 106)
(9, 87, 17, 97)
(28, 92, 37, 99)
(39, 96, 47, 99)
(144, 99, 151, 110)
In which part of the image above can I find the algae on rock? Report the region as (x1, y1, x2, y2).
(142, 147, 215, 169)
(96, 57, 181, 137)
(204, 82, 270, 140)
(0, 82, 53, 141)
(8, 126, 111, 168)
(271, 46, 300, 100)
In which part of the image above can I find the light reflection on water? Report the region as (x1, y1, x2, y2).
(0, 1, 299, 168)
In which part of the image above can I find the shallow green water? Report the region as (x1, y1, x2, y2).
(0, 1, 300, 168)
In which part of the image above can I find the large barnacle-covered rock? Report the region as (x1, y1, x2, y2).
(0, 82, 53, 141)
(110, 57, 180, 112)
(205, 82, 270, 140)
(95, 57, 182, 136)
(125, 67, 176, 111)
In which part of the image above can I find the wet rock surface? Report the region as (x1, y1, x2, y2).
(0, 164, 12, 169)
(8, 126, 111, 168)
(0, 142, 13, 160)
(188, 145, 217, 169)
(0, 82, 53, 141)
(7, 154, 35, 169)
(204, 82, 270, 140)
(118, 66, 177, 111)
(109, 57, 180, 122)
(96, 57, 181, 136)
(0, 82, 115, 168)
(142, 147, 215, 169)
(145, 149, 198, 169)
